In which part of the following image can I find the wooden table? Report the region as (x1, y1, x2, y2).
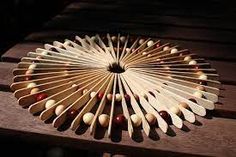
(1, 1, 236, 156)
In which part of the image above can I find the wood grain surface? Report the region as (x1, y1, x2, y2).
(0, 91, 235, 157)
(1, 42, 44, 62)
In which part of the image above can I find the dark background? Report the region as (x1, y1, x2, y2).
(0, 0, 72, 54)
(1, 0, 236, 55)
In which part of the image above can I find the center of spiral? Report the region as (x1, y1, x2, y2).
(107, 62, 125, 73)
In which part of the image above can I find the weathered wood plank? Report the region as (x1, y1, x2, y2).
(24, 30, 236, 61)
(43, 15, 236, 44)
(0, 91, 235, 157)
(208, 60, 236, 84)
(1, 42, 44, 62)
(160, 39, 236, 61)
(25, 30, 86, 43)
(0, 62, 17, 90)
(215, 84, 236, 119)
